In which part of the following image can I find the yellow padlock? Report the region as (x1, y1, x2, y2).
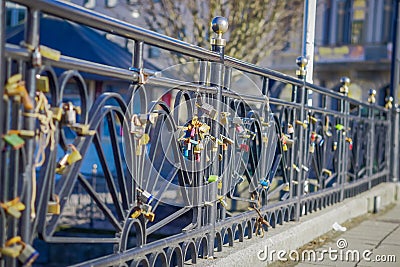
(131, 208, 142, 219)
(0, 245, 23, 258)
(139, 134, 150, 145)
(36, 75, 50, 93)
(282, 183, 290, 192)
(220, 112, 230, 125)
(71, 124, 96, 136)
(135, 145, 142, 156)
(282, 143, 288, 151)
(39, 45, 61, 61)
(47, 195, 60, 215)
(67, 145, 82, 165)
(217, 180, 223, 190)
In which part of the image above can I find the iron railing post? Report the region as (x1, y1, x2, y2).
(208, 16, 228, 258)
(338, 77, 350, 201)
(367, 89, 376, 189)
(390, 0, 400, 183)
(295, 56, 308, 220)
(0, 1, 6, 266)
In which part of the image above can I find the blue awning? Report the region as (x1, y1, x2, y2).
(7, 16, 159, 79)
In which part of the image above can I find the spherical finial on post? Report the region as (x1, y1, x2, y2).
(385, 96, 394, 109)
(211, 16, 229, 35)
(368, 89, 377, 104)
(339, 76, 350, 96)
(210, 16, 228, 48)
(296, 56, 308, 80)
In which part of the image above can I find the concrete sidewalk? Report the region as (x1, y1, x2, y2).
(296, 203, 400, 267)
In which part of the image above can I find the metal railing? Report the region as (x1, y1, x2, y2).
(0, 1, 393, 266)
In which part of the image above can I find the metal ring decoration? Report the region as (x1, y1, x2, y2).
(182, 240, 197, 264)
(130, 258, 150, 267)
(166, 246, 183, 267)
(148, 251, 168, 267)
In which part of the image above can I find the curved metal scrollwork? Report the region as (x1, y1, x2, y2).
(0, 1, 392, 267)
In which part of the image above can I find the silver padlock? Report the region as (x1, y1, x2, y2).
(130, 115, 144, 135)
(18, 244, 39, 266)
(63, 102, 76, 125)
(137, 188, 153, 204)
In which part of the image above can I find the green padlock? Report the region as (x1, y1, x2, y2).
(208, 175, 218, 183)
(335, 124, 344, 131)
(3, 134, 25, 150)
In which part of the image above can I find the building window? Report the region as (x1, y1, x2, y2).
(382, 0, 393, 43)
(350, 0, 366, 44)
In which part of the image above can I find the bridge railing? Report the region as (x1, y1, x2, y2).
(0, 1, 392, 266)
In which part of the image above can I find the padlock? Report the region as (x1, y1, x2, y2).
(309, 116, 318, 124)
(39, 45, 61, 61)
(208, 175, 218, 183)
(222, 143, 228, 151)
(0, 198, 25, 219)
(141, 204, 155, 222)
(139, 134, 150, 145)
(292, 164, 300, 172)
(63, 102, 77, 125)
(346, 137, 353, 150)
(260, 179, 269, 188)
(282, 182, 290, 192)
(218, 180, 223, 190)
(137, 188, 153, 204)
(235, 124, 245, 134)
(0, 245, 23, 258)
(287, 123, 294, 134)
(67, 146, 82, 165)
(183, 148, 189, 158)
(197, 102, 217, 119)
(8, 129, 35, 137)
(198, 123, 210, 134)
(316, 134, 324, 146)
(220, 112, 230, 125)
(217, 196, 228, 208)
(47, 201, 60, 215)
(284, 136, 294, 147)
(335, 124, 344, 131)
(322, 168, 332, 177)
(131, 208, 142, 219)
(193, 145, 201, 154)
(309, 142, 315, 153)
(139, 113, 158, 125)
(239, 143, 249, 152)
(310, 131, 317, 142)
(71, 123, 96, 136)
(218, 154, 223, 161)
(221, 135, 234, 145)
(212, 143, 218, 152)
(3, 134, 25, 149)
(282, 143, 288, 151)
(302, 165, 309, 172)
(36, 74, 49, 93)
(333, 141, 338, 151)
(262, 133, 268, 143)
(196, 142, 204, 150)
(51, 107, 63, 121)
(17, 243, 39, 266)
(295, 120, 308, 129)
(5, 75, 34, 110)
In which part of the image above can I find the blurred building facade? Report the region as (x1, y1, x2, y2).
(272, 0, 395, 103)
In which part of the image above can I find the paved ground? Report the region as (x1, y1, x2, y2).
(294, 203, 400, 267)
